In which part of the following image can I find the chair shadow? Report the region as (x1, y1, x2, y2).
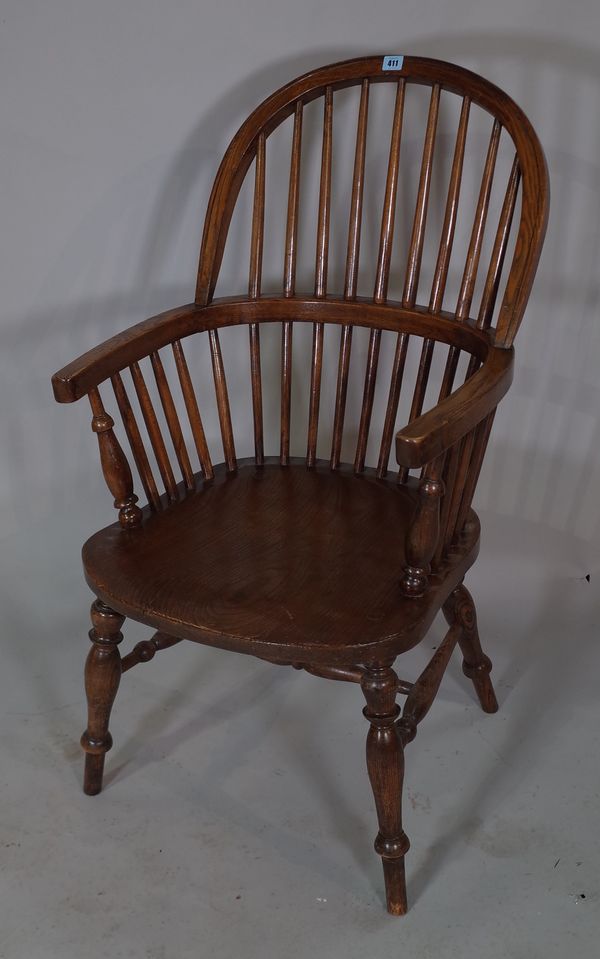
(104, 648, 282, 786)
(105, 645, 375, 899)
(409, 542, 595, 905)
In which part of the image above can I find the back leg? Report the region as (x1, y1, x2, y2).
(443, 583, 498, 714)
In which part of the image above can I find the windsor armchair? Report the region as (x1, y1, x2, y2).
(51, 56, 548, 915)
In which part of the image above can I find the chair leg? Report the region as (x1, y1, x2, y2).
(361, 661, 410, 916)
(80, 600, 124, 795)
(443, 583, 498, 714)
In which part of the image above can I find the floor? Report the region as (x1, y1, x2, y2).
(1, 508, 598, 959)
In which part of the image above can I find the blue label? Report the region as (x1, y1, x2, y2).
(382, 55, 404, 71)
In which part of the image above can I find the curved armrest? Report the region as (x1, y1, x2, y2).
(51, 303, 204, 402)
(395, 346, 514, 469)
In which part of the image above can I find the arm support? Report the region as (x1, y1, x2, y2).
(395, 346, 514, 469)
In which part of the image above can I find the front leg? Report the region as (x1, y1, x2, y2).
(81, 600, 124, 795)
(361, 661, 409, 915)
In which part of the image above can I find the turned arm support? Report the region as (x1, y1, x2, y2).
(394, 345, 513, 469)
(397, 347, 513, 597)
(400, 456, 445, 597)
(88, 388, 142, 528)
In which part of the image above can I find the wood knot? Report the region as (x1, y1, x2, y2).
(454, 598, 476, 631)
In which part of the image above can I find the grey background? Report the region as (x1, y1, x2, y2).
(1, 1, 599, 957)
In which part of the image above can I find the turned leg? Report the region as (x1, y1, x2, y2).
(81, 600, 124, 795)
(361, 661, 409, 916)
(443, 584, 498, 714)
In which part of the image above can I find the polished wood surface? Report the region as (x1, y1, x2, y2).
(51, 55, 549, 916)
(82, 460, 480, 664)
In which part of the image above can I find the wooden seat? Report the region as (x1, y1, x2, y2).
(52, 55, 548, 916)
(83, 459, 479, 662)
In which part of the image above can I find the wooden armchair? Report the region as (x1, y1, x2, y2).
(51, 56, 548, 915)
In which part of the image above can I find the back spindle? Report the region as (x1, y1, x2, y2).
(280, 320, 293, 466)
(307, 87, 333, 467)
(402, 84, 440, 309)
(280, 100, 303, 465)
(463, 153, 521, 384)
(441, 431, 476, 552)
(171, 340, 214, 480)
(344, 79, 369, 300)
(452, 412, 495, 540)
(130, 361, 179, 501)
(356, 80, 405, 474)
(249, 132, 266, 465)
(331, 324, 353, 469)
(391, 86, 441, 480)
(477, 154, 521, 331)
(397, 97, 470, 485)
(437, 118, 501, 399)
(249, 132, 266, 300)
(283, 100, 303, 298)
(376, 331, 409, 478)
(111, 371, 161, 511)
(456, 118, 502, 322)
(331, 79, 369, 470)
(433, 439, 463, 568)
(209, 330, 237, 472)
(429, 96, 471, 314)
(435, 119, 502, 401)
(150, 351, 195, 491)
(374, 80, 405, 305)
(354, 328, 381, 473)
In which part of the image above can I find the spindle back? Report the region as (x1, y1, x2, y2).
(195, 55, 548, 347)
(54, 56, 548, 571)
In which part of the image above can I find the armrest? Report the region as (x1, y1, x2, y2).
(395, 346, 514, 469)
(51, 303, 204, 402)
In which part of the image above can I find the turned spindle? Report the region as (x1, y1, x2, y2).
(400, 458, 444, 597)
(88, 388, 142, 529)
(361, 661, 409, 916)
(81, 600, 125, 795)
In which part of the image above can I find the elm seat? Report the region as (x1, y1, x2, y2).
(83, 460, 480, 663)
(51, 54, 548, 916)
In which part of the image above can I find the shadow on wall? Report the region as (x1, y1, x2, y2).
(6, 34, 600, 553)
